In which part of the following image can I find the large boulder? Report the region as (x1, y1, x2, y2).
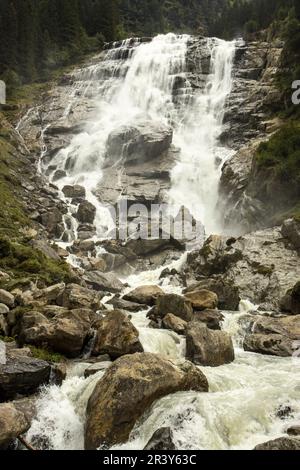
(104, 121, 173, 167)
(92, 310, 143, 359)
(281, 218, 300, 250)
(123, 285, 164, 306)
(186, 322, 235, 366)
(17, 307, 96, 358)
(184, 278, 240, 311)
(144, 427, 176, 450)
(0, 354, 50, 401)
(107, 296, 147, 313)
(156, 294, 193, 322)
(0, 403, 30, 449)
(184, 289, 218, 311)
(85, 353, 208, 449)
(62, 185, 86, 199)
(76, 201, 96, 224)
(254, 437, 300, 450)
(83, 271, 124, 293)
(162, 313, 187, 335)
(280, 281, 300, 315)
(0, 289, 15, 308)
(57, 284, 104, 310)
(243, 315, 300, 357)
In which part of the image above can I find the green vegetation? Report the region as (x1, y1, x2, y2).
(256, 124, 300, 186)
(0, 236, 74, 289)
(29, 346, 65, 363)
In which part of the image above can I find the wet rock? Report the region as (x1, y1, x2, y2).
(184, 289, 218, 311)
(186, 322, 235, 366)
(62, 185, 86, 199)
(254, 437, 300, 450)
(280, 282, 300, 315)
(76, 201, 96, 224)
(144, 427, 176, 450)
(123, 285, 164, 306)
(107, 296, 147, 312)
(0, 354, 51, 401)
(0, 289, 15, 308)
(125, 236, 185, 257)
(83, 271, 124, 293)
(281, 218, 300, 250)
(85, 353, 208, 449)
(243, 315, 300, 357)
(92, 310, 143, 359)
(156, 294, 193, 322)
(84, 362, 112, 378)
(0, 403, 30, 449)
(104, 121, 173, 167)
(193, 310, 224, 331)
(53, 170, 67, 181)
(29, 239, 61, 261)
(287, 425, 300, 436)
(18, 308, 96, 358)
(57, 284, 104, 310)
(184, 278, 240, 311)
(162, 313, 187, 335)
(41, 208, 64, 237)
(51, 363, 67, 386)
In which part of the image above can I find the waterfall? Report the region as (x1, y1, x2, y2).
(169, 38, 237, 233)
(42, 34, 237, 241)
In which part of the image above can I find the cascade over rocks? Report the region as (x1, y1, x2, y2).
(85, 353, 208, 449)
(92, 310, 143, 359)
(186, 322, 235, 366)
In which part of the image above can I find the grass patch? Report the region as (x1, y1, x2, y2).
(29, 346, 65, 363)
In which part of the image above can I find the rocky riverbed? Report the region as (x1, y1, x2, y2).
(0, 33, 299, 451)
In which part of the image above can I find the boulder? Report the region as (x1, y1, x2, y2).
(57, 284, 104, 310)
(156, 294, 193, 322)
(281, 218, 300, 250)
(92, 310, 143, 359)
(18, 308, 96, 358)
(0, 289, 14, 308)
(62, 185, 86, 199)
(254, 437, 300, 450)
(162, 314, 187, 335)
(84, 362, 112, 378)
(29, 239, 61, 261)
(0, 403, 30, 449)
(83, 271, 124, 294)
(0, 304, 9, 315)
(107, 296, 147, 313)
(76, 201, 96, 224)
(144, 427, 176, 450)
(85, 353, 208, 449)
(123, 285, 164, 306)
(184, 278, 240, 311)
(243, 315, 300, 357)
(287, 425, 300, 437)
(104, 122, 173, 167)
(32, 283, 65, 305)
(193, 310, 224, 331)
(184, 289, 218, 311)
(0, 354, 50, 401)
(186, 322, 235, 366)
(280, 281, 300, 315)
(41, 208, 64, 237)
